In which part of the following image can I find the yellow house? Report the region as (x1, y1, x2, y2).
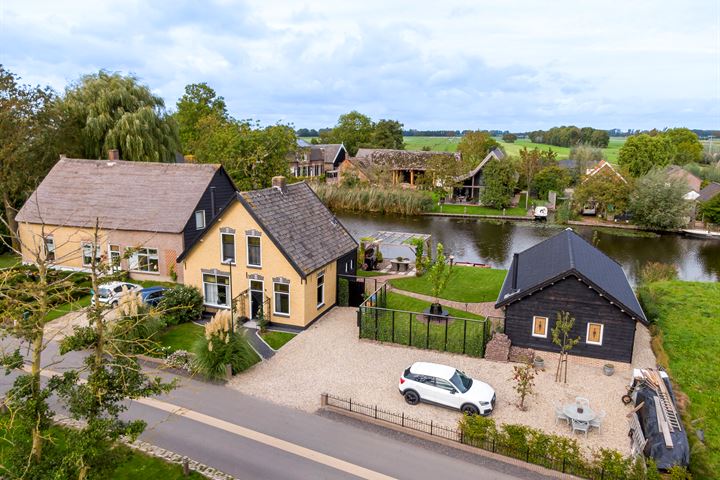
(177, 177, 358, 329)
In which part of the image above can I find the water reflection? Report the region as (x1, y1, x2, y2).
(337, 212, 719, 284)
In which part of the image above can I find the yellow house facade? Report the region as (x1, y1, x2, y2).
(178, 178, 357, 329)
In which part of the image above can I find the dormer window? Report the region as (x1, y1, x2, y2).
(195, 210, 206, 230)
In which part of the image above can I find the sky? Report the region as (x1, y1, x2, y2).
(1, 0, 719, 131)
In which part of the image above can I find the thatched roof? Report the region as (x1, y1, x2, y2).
(354, 148, 458, 170)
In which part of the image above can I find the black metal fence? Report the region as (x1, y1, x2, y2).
(323, 394, 625, 480)
(357, 283, 492, 357)
(337, 274, 379, 308)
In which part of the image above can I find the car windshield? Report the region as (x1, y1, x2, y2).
(449, 370, 473, 393)
(98, 288, 111, 298)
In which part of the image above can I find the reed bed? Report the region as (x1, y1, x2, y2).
(313, 184, 433, 215)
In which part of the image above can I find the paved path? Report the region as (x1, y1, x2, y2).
(387, 285, 504, 318)
(0, 337, 553, 480)
(243, 327, 275, 359)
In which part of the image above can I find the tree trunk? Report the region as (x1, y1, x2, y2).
(30, 331, 43, 462)
(2, 190, 20, 251)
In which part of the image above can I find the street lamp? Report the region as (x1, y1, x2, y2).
(448, 255, 455, 267)
(223, 258, 234, 331)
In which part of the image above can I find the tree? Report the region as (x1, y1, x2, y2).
(481, 159, 516, 209)
(533, 166, 570, 199)
(59, 71, 179, 162)
(319, 111, 374, 155)
(511, 362, 536, 410)
(502, 133, 517, 143)
(699, 194, 720, 224)
(457, 131, 500, 166)
(518, 147, 557, 207)
(0, 65, 59, 250)
(372, 119, 404, 150)
(618, 133, 675, 177)
(664, 128, 703, 165)
(175, 83, 227, 155)
(427, 243, 453, 306)
(573, 168, 632, 217)
(552, 311, 580, 383)
(630, 169, 692, 229)
(568, 144, 604, 182)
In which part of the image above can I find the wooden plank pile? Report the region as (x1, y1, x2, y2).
(635, 368, 682, 449)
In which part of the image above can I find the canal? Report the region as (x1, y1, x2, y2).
(337, 213, 720, 284)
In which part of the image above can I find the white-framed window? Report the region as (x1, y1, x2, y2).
(247, 235, 261, 267)
(129, 247, 159, 273)
(586, 322, 604, 346)
(44, 236, 55, 262)
(316, 272, 325, 307)
(273, 282, 290, 316)
(81, 243, 101, 267)
(108, 245, 121, 272)
(221, 232, 236, 264)
(195, 210, 206, 230)
(531, 316, 548, 338)
(203, 273, 230, 307)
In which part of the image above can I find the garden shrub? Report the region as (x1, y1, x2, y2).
(158, 285, 204, 326)
(338, 278, 349, 307)
(639, 262, 678, 284)
(637, 286, 661, 322)
(458, 414, 498, 446)
(192, 311, 259, 380)
(111, 290, 166, 353)
(165, 349, 194, 373)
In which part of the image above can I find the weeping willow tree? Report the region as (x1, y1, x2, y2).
(60, 71, 179, 162)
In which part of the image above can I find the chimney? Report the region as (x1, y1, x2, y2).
(272, 176, 287, 193)
(108, 149, 120, 161)
(511, 253, 519, 290)
(210, 187, 216, 217)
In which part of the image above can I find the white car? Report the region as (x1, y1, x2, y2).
(398, 362, 496, 416)
(91, 281, 142, 307)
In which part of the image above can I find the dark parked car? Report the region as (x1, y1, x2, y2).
(138, 286, 168, 307)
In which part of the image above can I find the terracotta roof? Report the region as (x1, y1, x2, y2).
(697, 182, 720, 203)
(239, 182, 357, 276)
(496, 228, 646, 322)
(15, 158, 221, 233)
(664, 165, 702, 193)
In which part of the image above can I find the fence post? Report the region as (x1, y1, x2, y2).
(444, 318, 448, 351)
(408, 312, 412, 346)
(349, 398, 352, 412)
(459, 430, 463, 444)
(401, 412, 404, 427)
(391, 310, 395, 343)
(374, 404, 377, 419)
(601, 467, 604, 480)
(526, 446, 530, 463)
(357, 308, 362, 339)
(321, 393, 328, 406)
(562, 457, 566, 473)
(462, 320, 467, 354)
(374, 307, 378, 340)
(430, 420, 433, 436)
(492, 438, 495, 453)
(426, 316, 430, 349)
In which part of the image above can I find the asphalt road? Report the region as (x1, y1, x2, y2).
(0, 338, 555, 480)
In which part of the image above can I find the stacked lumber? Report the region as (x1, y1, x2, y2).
(635, 368, 682, 448)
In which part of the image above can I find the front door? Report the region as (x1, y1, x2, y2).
(249, 280, 264, 320)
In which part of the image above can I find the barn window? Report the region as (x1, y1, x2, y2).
(531, 316, 548, 338)
(586, 323, 604, 345)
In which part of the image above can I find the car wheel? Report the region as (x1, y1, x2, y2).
(403, 390, 420, 405)
(111, 301, 118, 308)
(461, 404, 479, 416)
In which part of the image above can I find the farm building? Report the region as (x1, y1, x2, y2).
(495, 228, 647, 363)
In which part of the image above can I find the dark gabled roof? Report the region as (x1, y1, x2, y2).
(455, 148, 505, 181)
(558, 159, 578, 170)
(178, 182, 357, 278)
(697, 182, 720, 203)
(495, 228, 646, 322)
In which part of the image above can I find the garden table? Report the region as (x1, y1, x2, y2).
(563, 403, 596, 423)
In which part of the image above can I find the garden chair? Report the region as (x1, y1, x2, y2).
(571, 419, 590, 438)
(575, 397, 590, 409)
(554, 403, 570, 425)
(590, 410, 607, 431)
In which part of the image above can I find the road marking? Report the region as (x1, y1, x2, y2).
(34, 367, 395, 480)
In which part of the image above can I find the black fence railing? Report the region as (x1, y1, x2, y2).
(357, 283, 491, 357)
(323, 394, 625, 480)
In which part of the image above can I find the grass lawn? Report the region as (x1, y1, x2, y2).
(360, 291, 490, 357)
(0, 253, 20, 269)
(431, 203, 528, 216)
(259, 330, 296, 350)
(640, 281, 720, 478)
(155, 322, 205, 353)
(356, 270, 387, 277)
(389, 266, 506, 303)
(46, 294, 92, 322)
(137, 279, 178, 289)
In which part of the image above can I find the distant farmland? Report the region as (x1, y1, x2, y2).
(301, 136, 626, 163)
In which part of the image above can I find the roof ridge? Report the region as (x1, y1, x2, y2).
(566, 228, 575, 269)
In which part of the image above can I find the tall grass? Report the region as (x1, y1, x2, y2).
(313, 184, 433, 215)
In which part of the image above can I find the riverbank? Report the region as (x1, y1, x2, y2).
(423, 212, 534, 221)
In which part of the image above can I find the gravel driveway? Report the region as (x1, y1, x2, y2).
(230, 307, 655, 456)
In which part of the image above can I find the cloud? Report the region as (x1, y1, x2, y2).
(1, 0, 718, 130)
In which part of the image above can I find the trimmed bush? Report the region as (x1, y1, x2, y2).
(338, 278, 349, 307)
(158, 285, 204, 326)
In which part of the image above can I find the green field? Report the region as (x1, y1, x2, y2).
(639, 281, 720, 478)
(389, 266, 506, 303)
(402, 136, 461, 152)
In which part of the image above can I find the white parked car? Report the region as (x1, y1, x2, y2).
(91, 281, 142, 307)
(398, 362, 496, 416)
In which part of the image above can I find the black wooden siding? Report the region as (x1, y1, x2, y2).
(333, 148, 347, 169)
(181, 169, 236, 249)
(503, 276, 637, 363)
(336, 249, 358, 276)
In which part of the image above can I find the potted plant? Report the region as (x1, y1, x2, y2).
(603, 363, 615, 376)
(533, 356, 545, 370)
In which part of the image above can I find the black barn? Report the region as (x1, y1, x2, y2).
(494, 229, 647, 363)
